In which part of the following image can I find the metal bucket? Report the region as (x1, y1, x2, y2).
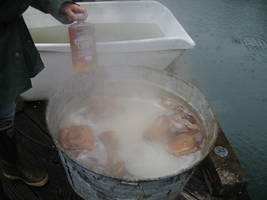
(46, 65, 218, 199)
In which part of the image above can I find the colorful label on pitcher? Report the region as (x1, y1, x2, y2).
(69, 25, 98, 72)
(75, 28, 90, 35)
(75, 36, 94, 51)
(76, 46, 94, 55)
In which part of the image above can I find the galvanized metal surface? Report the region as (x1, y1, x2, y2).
(46, 65, 218, 199)
(58, 150, 196, 200)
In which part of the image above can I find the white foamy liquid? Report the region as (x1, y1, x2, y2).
(62, 97, 203, 178)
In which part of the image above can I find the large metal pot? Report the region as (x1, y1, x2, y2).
(46, 65, 218, 200)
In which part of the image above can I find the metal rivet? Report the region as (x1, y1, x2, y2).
(214, 146, 228, 157)
(15, 53, 19, 57)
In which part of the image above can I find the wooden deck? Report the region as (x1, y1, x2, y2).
(0, 100, 251, 200)
(0, 57, 251, 199)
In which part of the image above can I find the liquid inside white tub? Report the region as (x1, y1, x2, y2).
(29, 23, 165, 43)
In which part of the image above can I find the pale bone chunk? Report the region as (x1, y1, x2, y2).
(98, 131, 125, 176)
(90, 95, 115, 113)
(143, 115, 169, 141)
(89, 95, 123, 120)
(58, 125, 94, 151)
(167, 133, 196, 154)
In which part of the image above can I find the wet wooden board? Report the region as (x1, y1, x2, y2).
(166, 57, 250, 198)
(202, 125, 249, 196)
(0, 100, 251, 200)
(0, 109, 83, 200)
(0, 55, 251, 199)
(22, 100, 50, 136)
(15, 111, 53, 146)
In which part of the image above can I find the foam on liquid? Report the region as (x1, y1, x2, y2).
(60, 95, 204, 178)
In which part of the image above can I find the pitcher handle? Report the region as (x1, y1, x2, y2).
(111, 181, 145, 199)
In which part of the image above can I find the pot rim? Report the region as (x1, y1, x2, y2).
(46, 65, 218, 181)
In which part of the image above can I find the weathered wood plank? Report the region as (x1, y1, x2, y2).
(0, 108, 83, 200)
(182, 162, 250, 200)
(23, 100, 50, 136)
(15, 111, 53, 147)
(200, 162, 251, 200)
(0, 132, 40, 200)
(3, 54, 251, 199)
(9, 100, 250, 200)
(16, 126, 84, 200)
(21, 100, 209, 200)
(166, 57, 250, 199)
(0, 168, 38, 200)
(183, 167, 222, 200)
(176, 190, 198, 200)
(203, 125, 249, 196)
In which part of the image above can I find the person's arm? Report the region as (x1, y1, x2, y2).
(59, 2, 87, 22)
(31, 0, 87, 24)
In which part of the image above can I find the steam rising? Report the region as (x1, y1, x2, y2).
(56, 83, 205, 178)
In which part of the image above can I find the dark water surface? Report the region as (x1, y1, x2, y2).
(157, 0, 267, 199)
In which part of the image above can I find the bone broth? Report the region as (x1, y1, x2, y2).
(57, 85, 205, 178)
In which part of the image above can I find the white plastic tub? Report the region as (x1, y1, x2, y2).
(21, 1, 195, 100)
